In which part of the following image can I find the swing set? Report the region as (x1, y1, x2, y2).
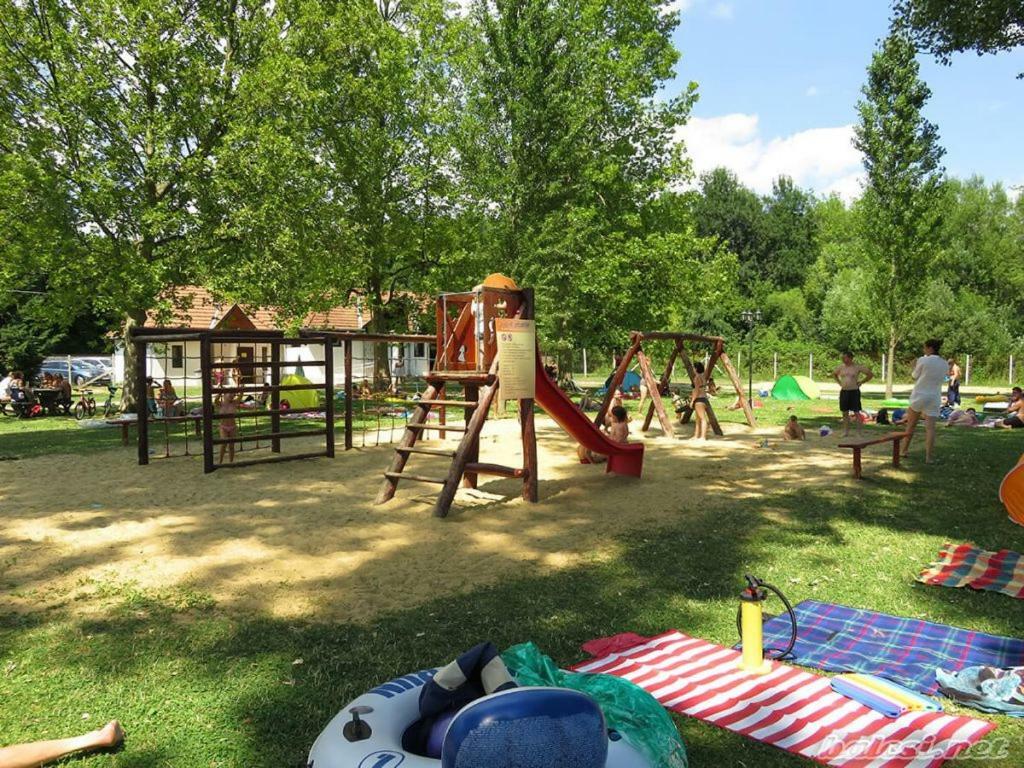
(596, 331, 757, 437)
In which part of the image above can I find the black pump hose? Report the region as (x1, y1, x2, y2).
(735, 577, 798, 661)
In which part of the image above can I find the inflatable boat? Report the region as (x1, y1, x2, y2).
(308, 669, 655, 768)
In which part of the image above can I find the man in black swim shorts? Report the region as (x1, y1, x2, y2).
(833, 351, 873, 437)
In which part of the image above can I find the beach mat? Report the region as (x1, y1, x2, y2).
(575, 631, 994, 766)
(759, 600, 1024, 695)
(918, 543, 1024, 600)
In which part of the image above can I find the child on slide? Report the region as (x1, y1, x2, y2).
(578, 405, 630, 463)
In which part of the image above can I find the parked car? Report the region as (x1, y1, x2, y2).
(76, 356, 113, 374)
(37, 358, 109, 386)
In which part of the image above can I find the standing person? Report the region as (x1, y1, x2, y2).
(216, 386, 243, 464)
(691, 361, 711, 440)
(0, 370, 12, 401)
(832, 352, 873, 437)
(947, 357, 962, 407)
(901, 339, 948, 464)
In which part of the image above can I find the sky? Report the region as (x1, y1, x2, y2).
(666, 0, 1024, 200)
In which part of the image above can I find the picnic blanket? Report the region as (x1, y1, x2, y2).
(575, 631, 994, 767)
(759, 600, 1024, 695)
(917, 543, 1024, 600)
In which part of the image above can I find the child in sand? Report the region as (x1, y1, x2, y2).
(783, 415, 806, 440)
(216, 388, 243, 464)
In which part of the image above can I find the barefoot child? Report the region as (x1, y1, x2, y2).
(605, 405, 630, 443)
(216, 388, 242, 464)
(783, 415, 806, 440)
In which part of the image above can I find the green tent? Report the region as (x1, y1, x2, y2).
(771, 374, 820, 401)
(280, 373, 321, 410)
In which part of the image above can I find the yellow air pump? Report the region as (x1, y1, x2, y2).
(737, 574, 798, 675)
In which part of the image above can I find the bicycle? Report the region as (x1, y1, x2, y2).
(73, 389, 96, 420)
(100, 385, 119, 417)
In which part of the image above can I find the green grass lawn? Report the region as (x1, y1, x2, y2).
(2, 395, 1023, 766)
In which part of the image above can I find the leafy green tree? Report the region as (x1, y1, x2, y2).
(691, 167, 767, 287)
(819, 268, 884, 355)
(854, 30, 945, 396)
(460, 0, 697, 352)
(762, 177, 819, 290)
(803, 195, 868, 315)
(893, 0, 1024, 77)
(0, 0, 277, 409)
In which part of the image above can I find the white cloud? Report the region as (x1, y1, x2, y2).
(662, 0, 696, 14)
(709, 2, 734, 20)
(675, 113, 865, 200)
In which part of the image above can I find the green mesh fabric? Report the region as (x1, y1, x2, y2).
(501, 642, 688, 768)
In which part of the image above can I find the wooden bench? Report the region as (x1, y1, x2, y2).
(107, 415, 202, 447)
(838, 432, 909, 479)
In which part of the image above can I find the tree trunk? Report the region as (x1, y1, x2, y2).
(120, 309, 148, 413)
(367, 314, 392, 392)
(885, 325, 897, 399)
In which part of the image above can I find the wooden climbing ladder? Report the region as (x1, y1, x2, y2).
(375, 285, 539, 518)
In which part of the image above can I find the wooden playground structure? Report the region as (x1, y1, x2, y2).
(376, 283, 540, 518)
(129, 326, 437, 471)
(597, 331, 757, 437)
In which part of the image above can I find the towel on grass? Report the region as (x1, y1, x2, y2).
(917, 543, 1024, 600)
(759, 600, 1024, 695)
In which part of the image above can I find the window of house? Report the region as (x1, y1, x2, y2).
(414, 342, 426, 358)
(171, 344, 184, 370)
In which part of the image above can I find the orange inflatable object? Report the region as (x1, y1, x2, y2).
(481, 273, 519, 290)
(1001, 454, 1024, 526)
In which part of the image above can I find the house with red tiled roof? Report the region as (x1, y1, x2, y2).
(112, 286, 435, 388)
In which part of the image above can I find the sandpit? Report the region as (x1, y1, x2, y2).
(0, 417, 878, 623)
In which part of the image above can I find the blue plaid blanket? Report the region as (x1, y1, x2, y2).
(759, 600, 1024, 694)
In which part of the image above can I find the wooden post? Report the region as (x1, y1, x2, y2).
(719, 351, 757, 428)
(462, 384, 480, 489)
(135, 339, 149, 466)
(521, 397, 538, 503)
(642, 341, 681, 433)
(200, 334, 215, 474)
(892, 437, 901, 469)
(344, 338, 353, 450)
(270, 341, 282, 454)
(636, 350, 674, 436)
(520, 287, 538, 503)
(324, 337, 335, 458)
(595, 335, 641, 428)
(676, 345, 698, 426)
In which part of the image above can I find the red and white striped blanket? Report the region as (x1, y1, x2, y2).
(574, 631, 995, 767)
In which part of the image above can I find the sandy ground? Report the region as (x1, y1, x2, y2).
(0, 416, 889, 623)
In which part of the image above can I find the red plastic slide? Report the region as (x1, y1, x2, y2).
(533, 349, 644, 477)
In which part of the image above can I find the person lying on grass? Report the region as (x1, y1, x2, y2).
(0, 720, 123, 768)
(946, 408, 979, 427)
(783, 415, 806, 441)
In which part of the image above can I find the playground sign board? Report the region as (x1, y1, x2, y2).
(496, 318, 536, 401)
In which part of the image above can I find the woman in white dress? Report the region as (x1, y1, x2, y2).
(901, 338, 948, 464)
